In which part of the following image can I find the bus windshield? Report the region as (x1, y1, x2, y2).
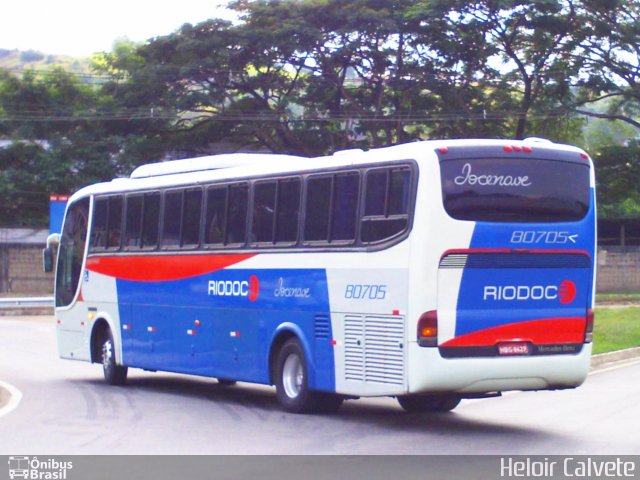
(440, 157, 590, 223)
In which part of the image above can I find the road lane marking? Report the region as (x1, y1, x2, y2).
(0, 380, 22, 418)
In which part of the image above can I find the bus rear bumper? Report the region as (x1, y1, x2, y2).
(406, 342, 592, 395)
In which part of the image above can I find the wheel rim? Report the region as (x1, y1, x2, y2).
(102, 338, 113, 371)
(282, 353, 303, 399)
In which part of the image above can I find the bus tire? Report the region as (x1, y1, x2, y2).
(397, 394, 461, 413)
(275, 337, 320, 413)
(102, 328, 128, 385)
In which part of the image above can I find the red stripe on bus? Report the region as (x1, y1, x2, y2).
(85, 253, 256, 282)
(440, 317, 587, 347)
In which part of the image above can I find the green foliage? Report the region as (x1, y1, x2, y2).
(584, 118, 638, 152)
(434, 0, 580, 135)
(572, 0, 640, 130)
(0, 142, 51, 226)
(2, 0, 640, 226)
(105, 0, 556, 155)
(593, 142, 640, 218)
(90, 38, 145, 79)
(525, 115, 587, 145)
(0, 67, 162, 226)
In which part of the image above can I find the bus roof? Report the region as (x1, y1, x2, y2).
(130, 153, 309, 179)
(69, 138, 589, 202)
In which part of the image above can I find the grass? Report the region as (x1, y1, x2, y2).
(593, 306, 640, 354)
(596, 290, 640, 305)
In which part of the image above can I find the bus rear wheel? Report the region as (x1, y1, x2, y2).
(397, 394, 461, 413)
(274, 338, 342, 414)
(102, 328, 128, 385)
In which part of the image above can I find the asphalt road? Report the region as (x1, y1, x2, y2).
(1, 316, 639, 455)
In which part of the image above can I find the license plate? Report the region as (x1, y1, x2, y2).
(498, 342, 531, 356)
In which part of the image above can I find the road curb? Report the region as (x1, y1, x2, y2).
(591, 347, 640, 371)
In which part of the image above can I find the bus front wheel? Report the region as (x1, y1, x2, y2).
(102, 328, 128, 385)
(397, 394, 461, 413)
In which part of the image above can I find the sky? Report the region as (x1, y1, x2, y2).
(0, 0, 236, 56)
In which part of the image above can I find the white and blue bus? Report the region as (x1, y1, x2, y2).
(46, 138, 596, 413)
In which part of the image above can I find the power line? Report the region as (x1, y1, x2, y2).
(0, 109, 584, 124)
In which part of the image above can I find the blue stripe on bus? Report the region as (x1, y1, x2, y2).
(116, 267, 336, 392)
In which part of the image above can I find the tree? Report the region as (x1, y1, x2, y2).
(593, 141, 640, 218)
(571, 0, 640, 131)
(0, 67, 164, 226)
(102, 0, 526, 155)
(428, 0, 583, 139)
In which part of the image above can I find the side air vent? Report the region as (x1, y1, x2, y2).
(314, 314, 330, 339)
(344, 314, 405, 386)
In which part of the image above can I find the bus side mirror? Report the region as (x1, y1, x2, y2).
(43, 233, 61, 273)
(43, 247, 54, 273)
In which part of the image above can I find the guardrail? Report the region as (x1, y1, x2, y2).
(0, 297, 54, 309)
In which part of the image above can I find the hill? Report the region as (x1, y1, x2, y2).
(0, 48, 92, 79)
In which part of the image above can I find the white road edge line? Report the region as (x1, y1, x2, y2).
(0, 380, 22, 418)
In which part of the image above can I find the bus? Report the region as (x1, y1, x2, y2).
(44, 138, 596, 414)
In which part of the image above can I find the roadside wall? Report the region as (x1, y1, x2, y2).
(0, 244, 53, 295)
(597, 247, 640, 292)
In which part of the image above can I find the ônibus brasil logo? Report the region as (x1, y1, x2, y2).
(8, 456, 73, 480)
(207, 275, 259, 302)
(483, 280, 576, 304)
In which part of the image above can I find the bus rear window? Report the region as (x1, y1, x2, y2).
(440, 158, 590, 223)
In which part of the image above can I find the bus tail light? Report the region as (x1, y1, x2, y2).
(418, 310, 438, 347)
(585, 308, 594, 343)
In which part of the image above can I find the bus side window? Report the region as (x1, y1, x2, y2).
(332, 172, 359, 242)
(182, 188, 203, 247)
(205, 186, 227, 245)
(304, 173, 358, 244)
(252, 181, 277, 243)
(124, 195, 143, 248)
(142, 192, 160, 249)
(226, 184, 248, 245)
(275, 177, 301, 244)
(361, 167, 411, 243)
(304, 176, 331, 242)
(162, 190, 183, 247)
(364, 170, 387, 216)
(388, 168, 411, 215)
(91, 197, 108, 249)
(106, 195, 123, 250)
